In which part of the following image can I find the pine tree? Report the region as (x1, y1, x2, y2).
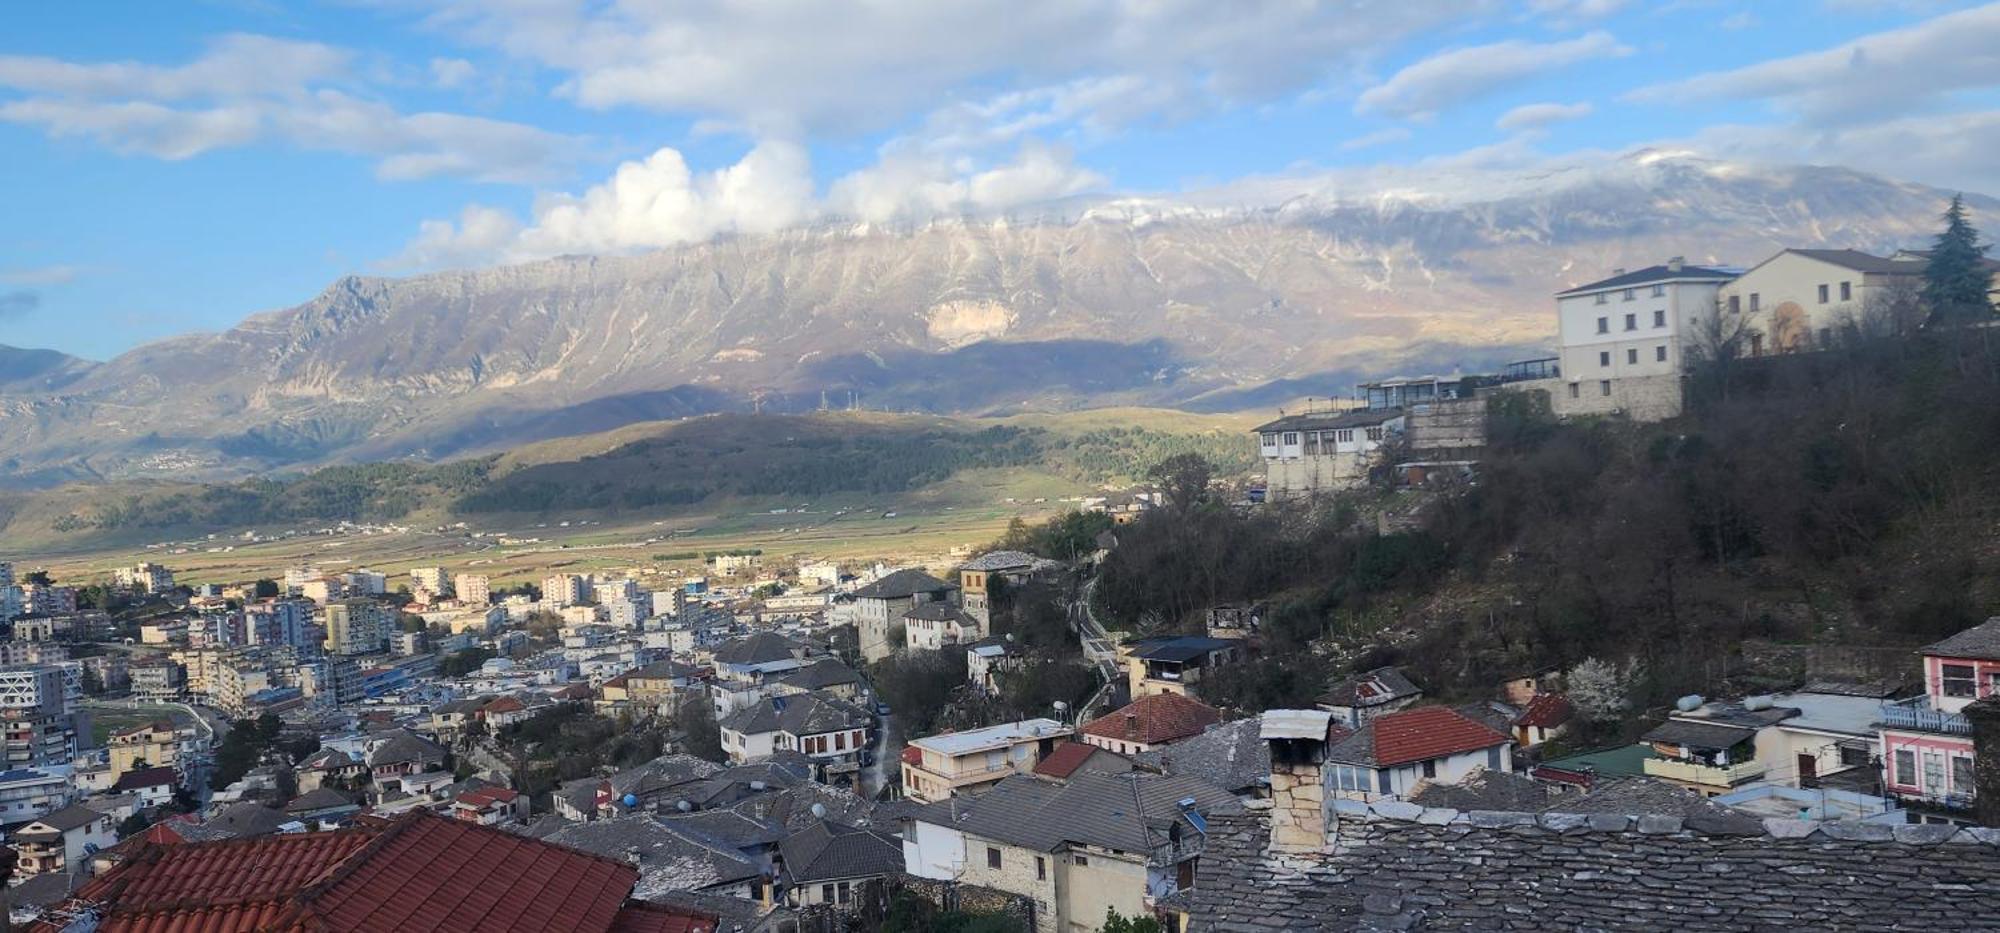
(1922, 194, 1996, 325)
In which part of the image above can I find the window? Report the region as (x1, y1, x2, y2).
(1727, 295, 1741, 314)
(1567, 383, 1580, 399)
(1335, 428, 1354, 443)
(1653, 309, 1666, 327)
(1840, 281, 1852, 301)
(1599, 380, 1612, 397)
(1651, 284, 1665, 297)
(987, 847, 1002, 869)
(1840, 745, 1870, 768)
(1421, 759, 1437, 779)
(1750, 293, 1761, 312)
(1260, 433, 1277, 448)
(1595, 293, 1608, 305)
(1074, 854, 1090, 867)
(1377, 770, 1391, 794)
(1943, 664, 1977, 698)
(1895, 749, 1916, 786)
(1624, 313, 1637, 331)
(1626, 348, 1638, 365)
(1036, 856, 1046, 881)
(1596, 316, 1608, 334)
(1623, 288, 1635, 301)
(1954, 756, 1975, 793)
(1281, 432, 1299, 446)
(822, 884, 835, 903)
(1487, 746, 1502, 769)
(834, 732, 846, 750)
(1303, 432, 1321, 455)
(1599, 351, 1611, 368)
(1365, 426, 1384, 441)
(1818, 283, 1830, 303)
(1656, 345, 1667, 362)
(838, 882, 851, 904)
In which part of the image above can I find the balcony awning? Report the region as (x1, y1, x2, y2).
(1642, 719, 1757, 751)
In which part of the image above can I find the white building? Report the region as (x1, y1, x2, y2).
(543, 574, 586, 608)
(1718, 248, 1929, 356)
(0, 764, 75, 823)
(1323, 705, 1514, 801)
(114, 562, 176, 594)
(455, 573, 491, 605)
(1549, 258, 1739, 421)
(1254, 407, 1406, 501)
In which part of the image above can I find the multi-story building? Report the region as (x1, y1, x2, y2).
(957, 551, 1048, 635)
(1875, 617, 2000, 818)
(300, 578, 345, 605)
(543, 574, 586, 608)
(1550, 258, 1739, 421)
(11, 803, 116, 878)
(130, 657, 188, 702)
(0, 666, 82, 769)
(1119, 635, 1244, 699)
(20, 583, 77, 616)
(1254, 405, 1408, 501)
(900, 718, 1071, 804)
(1718, 248, 1929, 356)
(108, 721, 197, 784)
(114, 562, 177, 594)
(0, 562, 16, 623)
(244, 598, 313, 647)
(0, 764, 76, 823)
(284, 566, 322, 595)
(455, 573, 491, 605)
(852, 569, 957, 663)
(411, 566, 451, 598)
(324, 598, 393, 656)
(342, 569, 389, 596)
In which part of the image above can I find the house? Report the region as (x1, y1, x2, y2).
(1665, 688, 1884, 794)
(1323, 705, 1513, 801)
(428, 696, 490, 737)
(106, 720, 195, 785)
(552, 754, 724, 822)
(543, 814, 769, 902)
(110, 765, 180, 809)
(1549, 258, 1740, 421)
(481, 694, 533, 728)
(1876, 617, 2000, 816)
(777, 820, 904, 912)
(1636, 719, 1765, 796)
(367, 728, 449, 787)
(1188, 719, 2000, 933)
(901, 602, 981, 652)
(1030, 741, 1132, 781)
(296, 747, 367, 793)
(957, 551, 1054, 633)
(1511, 692, 1575, 748)
(774, 659, 865, 702)
(1132, 719, 1270, 798)
(850, 569, 957, 663)
(10, 804, 117, 877)
(1253, 407, 1406, 500)
(1718, 248, 1929, 356)
(966, 636, 1027, 692)
(900, 718, 1073, 804)
(1078, 693, 1221, 756)
(0, 765, 78, 824)
(450, 786, 529, 826)
(28, 811, 719, 933)
(285, 787, 362, 825)
(1203, 604, 1261, 641)
(1317, 666, 1424, 727)
(625, 659, 710, 710)
(1119, 635, 1243, 698)
(902, 771, 1234, 933)
(718, 692, 874, 767)
(710, 633, 810, 716)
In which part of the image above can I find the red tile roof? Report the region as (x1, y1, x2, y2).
(1514, 693, 1575, 729)
(483, 697, 526, 714)
(1079, 693, 1221, 746)
(456, 787, 521, 808)
(30, 812, 642, 933)
(1032, 741, 1104, 779)
(607, 901, 718, 933)
(1369, 706, 1511, 767)
(900, 745, 922, 765)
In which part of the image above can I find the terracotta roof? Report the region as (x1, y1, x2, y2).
(33, 812, 643, 933)
(456, 787, 521, 808)
(1080, 693, 1221, 746)
(1033, 741, 1106, 779)
(484, 696, 527, 714)
(1514, 693, 1575, 729)
(1350, 706, 1510, 768)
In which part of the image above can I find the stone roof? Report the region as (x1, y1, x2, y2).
(1318, 667, 1422, 710)
(1923, 616, 2000, 661)
(851, 569, 955, 600)
(1191, 798, 2000, 931)
(543, 815, 763, 898)
(659, 809, 786, 850)
(1404, 768, 1554, 812)
(903, 602, 978, 624)
(719, 692, 872, 738)
(367, 728, 447, 768)
(778, 659, 862, 691)
(960, 551, 1044, 572)
(908, 771, 1234, 855)
(1133, 719, 1270, 794)
(712, 632, 799, 666)
(776, 821, 903, 885)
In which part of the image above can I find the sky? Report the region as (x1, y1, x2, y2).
(4, 0, 2000, 359)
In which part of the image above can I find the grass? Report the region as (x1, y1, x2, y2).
(84, 701, 198, 746)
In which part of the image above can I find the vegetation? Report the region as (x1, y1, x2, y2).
(438, 646, 497, 677)
(498, 704, 669, 800)
(869, 650, 968, 737)
(1922, 195, 1997, 326)
(211, 713, 319, 792)
(879, 892, 1026, 933)
(996, 511, 1113, 562)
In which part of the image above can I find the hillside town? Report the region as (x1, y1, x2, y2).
(1, 229, 1998, 933)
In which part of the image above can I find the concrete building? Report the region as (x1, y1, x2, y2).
(901, 718, 1072, 804)
(455, 573, 491, 606)
(852, 569, 958, 663)
(1119, 635, 1243, 699)
(323, 598, 393, 656)
(1719, 248, 1929, 356)
(0, 764, 76, 824)
(129, 657, 188, 702)
(543, 573, 587, 608)
(1253, 406, 1406, 500)
(410, 566, 451, 597)
(114, 562, 176, 594)
(1550, 258, 1739, 421)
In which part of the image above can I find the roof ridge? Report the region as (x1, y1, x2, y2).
(1312, 797, 1995, 846)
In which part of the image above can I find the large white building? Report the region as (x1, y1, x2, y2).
(1550, 257, 1739, 421)
(1717, 248, 1929, 356)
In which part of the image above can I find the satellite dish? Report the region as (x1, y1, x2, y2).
(810, 803, 827, 818)
(1052, 701, 1069, 712)
(677, 799, 692, 812)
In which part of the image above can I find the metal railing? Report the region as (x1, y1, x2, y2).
(1643, 757, 1768, 787)
(1880, 702, 1973, 735)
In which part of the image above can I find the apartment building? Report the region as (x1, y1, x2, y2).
(1550, 258, 1739, 421)
(324, 598, 393, 656)
(900, 718, 1072, 804)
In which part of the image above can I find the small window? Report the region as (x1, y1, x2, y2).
(1623, 288, 1635, 301)
(1953, 756, 1975, 793)
(1599, 380, 1612, 397)
(1595, 293, 1608, 305)
(987, 847, 1001, 869)
(1260, 433, 1277, 448)
(1036, 856, 1046, 880)
(1840, 281, 1852, 301)
(1074, 854, 1090, 867)
(1750, 293, 1761, 312)
(1626, 348, 1638, 365)
(1655, 345, 1668, 362)
(1651, 284, 1665, 297)
(1377, 770, 1391, 794)
(1335, 428, 1354, 443)
(1818, 284, 1830, 304)
(1624, 313, 1637, 331)
(1895, 749, 1916, 786)
(1596, 316, 1608, 334)
(822, 884, 835, 902)
(1303, 432, 1321, 455)
(1421, 759, 1437, 779)
(1365, 426, 1384, 442)
(838, 882, 851, 904)
(1487, 746, 1502, 769)
(1943, 664, 1977, 698)
(1653, 309, 1666, 328)
(1727, 295, 1741, 314)
(1281, 432, 1299, 446)
(1567, 383, 1580, 399)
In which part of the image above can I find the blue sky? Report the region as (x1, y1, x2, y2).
(4, 0, 1999, 359)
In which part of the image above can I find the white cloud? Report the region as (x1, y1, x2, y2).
(429, 57, 476, 89)
(828, 141, 1106, 223)
(1339, 127, 1414, 151)
(1684, 109, 2000, 196)
(0, 34, 582, 182)
(0, 265, 81, 287)
(1630, 4, 2000, 125)
(1496, 101, 1595, 131)
(1525, 0, 1631, 21)
(1357, 31, 1631, 119)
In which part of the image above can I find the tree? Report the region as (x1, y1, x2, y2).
(676, 695, 725, 763)
(253, 579, 280, 599)
(1148, 453, 1216, 514)
(439, 646, 497, 677)
(1568, 657, 1642, 722)
(117, 812, 152, 838)
(1098, 909, 1163, 933)
(22, 570, 52, 586)
(1922, 195, 1995, 326)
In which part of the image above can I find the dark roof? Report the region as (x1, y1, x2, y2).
(607, 901, 718, 933)
(1132, 719, 1270, 794)
(1640, 719, 1757, 751)
(1032, 741, 1131, 779)
(1406, 768, 1555, 812)
(544, 816, 763, 898)
(658, 810, 786, 851)
(960, 551, 1044, 572)
(1555, 261, 1738, 296)
(1787, 248, 1927, 275)
(1923, 616, 2000, 661)
(719, 692, 873, 738)
(111, 766, 179, 792)
(1318, 666, 1422, 709)
(1328, 706, 1509, 768)
(908, 771, 1235, 854)
(1191, 799, 1991, 931)
(366, 728, 447, 768)
(903, 602, 977, 624)
(728, 781, 883, 833)
(201, 802, 293, 839)
(1124, 635, 1240, 663)
(778, 659, 862, 691)
(31, 812, 641, 933)
(1080, 693, 1222, 746)
(630, 659, 704, 681)
(711, 633, 798, 666)
(285, 787, 359, 814)
(29, 803, 109, 832)
(851, 568, 955, 600)
(1252, 408, 1402, 435)
(1555, 777, 1761, 831)
(777, 821, 903, 884)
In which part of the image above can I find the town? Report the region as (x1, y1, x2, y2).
(2, 214, 1998, 933)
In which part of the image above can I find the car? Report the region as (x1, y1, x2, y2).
(875, 703, 892, 716)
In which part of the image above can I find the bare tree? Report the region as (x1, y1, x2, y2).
(1682, 301, 1757, 409)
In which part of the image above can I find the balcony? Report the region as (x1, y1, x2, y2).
(1880, 702, 1972, 736)
(1643, 756, 1768, 788)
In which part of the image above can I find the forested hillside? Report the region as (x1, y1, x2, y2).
(1095, 326, 2000, 716)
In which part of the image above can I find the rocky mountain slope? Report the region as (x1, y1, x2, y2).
(0, 152, 1981, 485)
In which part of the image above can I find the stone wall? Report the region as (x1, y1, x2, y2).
(1405, 398, 1487, 453)
(1266, 758, 1329, 856)
(1550, 371, 1684, 422)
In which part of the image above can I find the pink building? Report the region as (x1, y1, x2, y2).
(1876, 618, 2000, 816)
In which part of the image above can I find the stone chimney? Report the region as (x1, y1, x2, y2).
(1612, 267, 1626, 276)
(1668, 256, 1685, 272)
(1261, 709, 1334, 856)
(1965, 695, 2000, 827)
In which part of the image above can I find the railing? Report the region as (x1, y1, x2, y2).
(1151, 834, 1205, 866)
(1880, 702, 1973, 735)
(1643, 757, 1768, 787)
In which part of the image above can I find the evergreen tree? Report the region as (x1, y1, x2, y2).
(1922, 194, 1995, 325)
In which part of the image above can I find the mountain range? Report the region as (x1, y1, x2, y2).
(0, 151, 1984, 487)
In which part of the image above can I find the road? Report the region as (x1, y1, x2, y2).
(1070, 578, 1123, 719)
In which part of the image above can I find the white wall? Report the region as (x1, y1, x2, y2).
(903, 820, 967, 880)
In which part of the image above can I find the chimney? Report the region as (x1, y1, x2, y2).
(1668, 256, 1685, 272)
(1612, 268, 1626, 276)
(625, 845, 643, 866)
(1260, 709, 1334, 856)
(1966, 696, 2000, 827)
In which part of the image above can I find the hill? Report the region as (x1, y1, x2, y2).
(0, 153, 1985, 485)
